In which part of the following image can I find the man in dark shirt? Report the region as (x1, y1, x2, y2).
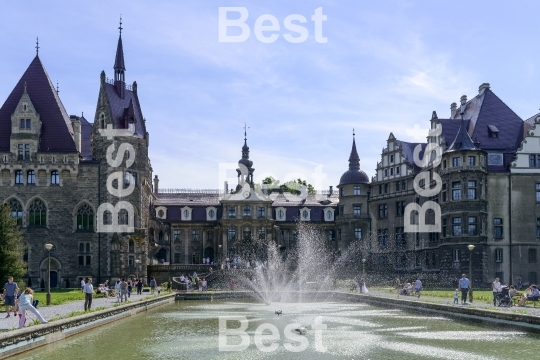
(3, 276, 19, 317)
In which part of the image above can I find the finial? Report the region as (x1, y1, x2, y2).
(35, 37, 39, 55)
(56, 81, 59, 94)
(119, 15, 123, 35)
(353, 128, 355, 137)
(243, 122, 249, 141)
(82, 111, 84, 117)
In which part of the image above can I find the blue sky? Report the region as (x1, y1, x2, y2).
(1, 1, 539, 190)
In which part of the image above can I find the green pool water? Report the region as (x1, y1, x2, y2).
(12, 300, 540, 359)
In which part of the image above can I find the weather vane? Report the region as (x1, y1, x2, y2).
(36, 37, 39, 55)
(119, 15, 123, 35)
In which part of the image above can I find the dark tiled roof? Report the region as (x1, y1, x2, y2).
(438, 119, 472, 148)
(114, 35, 125, 70)
(0, 56, 76, 152)
(270, 193, 339, 206)
(339, 136, 369, 185)
(396, 140, 426, 172)
(79, 116, 93, 160)
(155, 192, 221, 206)
(104, 83, 145, 138)
(451, 89, 523, 150)
(446, 119, 480, 153)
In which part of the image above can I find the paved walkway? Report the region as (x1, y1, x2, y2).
(0, 292, 166, 331)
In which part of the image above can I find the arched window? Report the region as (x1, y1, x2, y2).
(118, 209, 129, 225)
(77, 203, 94, 231)
(129, 239, 134, 253)
(51, 170, 59, 185)
(100, 114, 105, 129)
(228, 226, 236, 241)
(79, 243, 84, 253)
(28, 199, 46, 226)
(8, 199, 22, 225)
(243, 226, 251, 240)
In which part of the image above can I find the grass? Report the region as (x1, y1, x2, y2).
(31, 289, 85, 306)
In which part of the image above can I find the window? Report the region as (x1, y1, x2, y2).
(19, 119, 25, 129)
(468, 216, 477, 236)
(192, 230, 199, 241)
(258, 227, 265, 240)
(340, 188, 344, 197)
(396, 166, 400, 175)
(453, 249, 461, 263)
(453, 157, 461, 167)
(494, 218, 503, 238)
(401, 180, 407, 190)
(431, 252, 437, 267)
(355, 228, 362, 240)
(384, 183, 388, 193)
(25, 144, 30, 160)
(495, 248, 503, 263)
(128, 256, 134, 267)
(396, 181, 400, 192)
(339, 206, 344, 214)
(228, 226, 236, 241)
(429, 232, 439, 243)
(378, 204, 388, 218)
(442, 218, 447, 237)
(395, 227, 406, 247)
(384, 169, 388, 177)
(118, 209, 129, 225)
(76, 203, 94, 231)
(277, 209, 285, 219)
(467, 181, 477, 200)
(328, 230, 335, 241)
(443, 160, 447, 169)
(28, 199, 46, 226)
(452, 217, 462, 236)
(529, 272, 537, 286)
(14, 170, 23, 184)
(529, 249, 537, 263)
(377, 228, 388, 247)
(209, 209, 215, 218)
(468, 156, 476, 166)
(129, 239, 134, 253)
(396, 201, 405, 216)
(124, 171, 137, 186)
(442, 183, 447, 202)
(243, 205, 250, 217)
(26, 170, 35, 185)
(390, 168, 394, 175)
(537, 219, 540, 237)
(452, 182, 461, 200)
(258, 207, 265, 218)
(229, 207, 236, 218)
(174, 253, 181, 263)
(51, 170, 59, 185)
(302, 210, 309, 219)
(536, 183, 540, 202)
(531, 155, 537, 168)
(354, 186, 361, 195)
(379, 185, 382, 194)
(326, 210, 333, 220)
(207, 231, 212, 242)
(8, 199, 23, 226)
(243, 227, 251, 240)
(17, 144, 23, 160)
(390, 154, 394, 163)
(183, 210, 190, 218)
(173, 230, 181, 242)
(354, 205, 361, 215)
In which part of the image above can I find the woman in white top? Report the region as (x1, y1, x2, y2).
(18, 288, 47, 328)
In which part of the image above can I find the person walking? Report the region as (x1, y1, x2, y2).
(458, 274, 470, 304)
(415, 278, 422, 298)
(150, 277, 157, 295)
(127, 279, 133, 298)
(83, 278, 94, 311)
(492, 277, 502, 306)
(3, 276, 19, 317)
(115, 280, 121, 302)
(137, 279, 143, 295)
(18, 288, 47, 328)
(120, 279, 128, 302)
(80, 278, 85, 292)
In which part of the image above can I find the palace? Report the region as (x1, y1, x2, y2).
(2, 30, 540, 288)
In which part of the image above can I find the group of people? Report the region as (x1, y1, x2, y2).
(395, 278, 423, 297)
(224, 257, 268, 270)
(2, 276, 47, 329)
(178, 273, 208, 292)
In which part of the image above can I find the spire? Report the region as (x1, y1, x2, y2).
(447, 116, 479, 152)
(35, 37, 39, 56)
(114, 16, 126, 98)
(237, 125, 254, 185)
(348, 130, 360, 170)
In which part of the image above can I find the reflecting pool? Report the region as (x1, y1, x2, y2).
(13, 300, 540, 359)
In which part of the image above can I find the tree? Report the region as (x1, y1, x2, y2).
(0, 203, 26, 283)
(258, 177, 316, 195)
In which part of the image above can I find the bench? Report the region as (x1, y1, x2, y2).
(511, 292, 522, 306)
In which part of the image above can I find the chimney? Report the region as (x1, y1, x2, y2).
(262, 183, 268, 196)
(329, 185, 333, 195)
(224, 181, 229, 194)
(154, 175, 159, 193)
(460, 95, 467, 115)
(71, 116, 81, 153)
(478, 83, 490, 95)
(300, 185, 307, 200)
(450, 103, 457, 118)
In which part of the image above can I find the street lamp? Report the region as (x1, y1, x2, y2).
(135, 259, 140, 280)
(218, 245, 223, 269)
(44, 243, 53, 305)
(362, 258, 366, 277)
(468, 244, 475, 303)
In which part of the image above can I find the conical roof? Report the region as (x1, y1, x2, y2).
(339, 134, 369, 185)
(446, 118, 480, 152)
(114, 35, 125, 71)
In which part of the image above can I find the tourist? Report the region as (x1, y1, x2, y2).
(97, 284, 108, 297)
(3, 276, 19, 317)
(157, 285, 161, 295)
(509, 285, 518, 298)
(150, 277, 157, 294)
(127, 279, 132, 298)
(518, 284, 540, 306)
(115, 280, 121, 302)
(80, 278, 85, 292)
(83, 278, 93, 311)
(17, 288, 47, 328)
(137, 279, 143, 295)
(415, 278, 422, 298)
(179, 274, 185, 283)
(517, 275, 523, 290)
(120, 279, 128, 302)
(458, 274, 470, 304)
(492, 277, 502, 306)
(202, 278, 208, 292)
(453, 289, 459, 304)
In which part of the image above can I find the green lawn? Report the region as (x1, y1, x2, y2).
(376, 287, 495, 302)
(32, 289, 85, 306)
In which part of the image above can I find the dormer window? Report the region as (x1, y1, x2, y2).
(488, 125, 499, 139)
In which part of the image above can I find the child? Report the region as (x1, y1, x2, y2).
(157, 285, 161, 295)
(453, 289, 459, 304)
(18, 288, 47, 329)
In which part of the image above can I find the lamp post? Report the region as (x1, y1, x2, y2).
(362, 258, 366, 277)
(218, 244, 222, 269)
(44, 243, 53, 305)
(468, 244, 475, 303)
(135, 259, 140, 280)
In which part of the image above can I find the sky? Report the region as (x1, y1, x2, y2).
(1, 1, 540, 190)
